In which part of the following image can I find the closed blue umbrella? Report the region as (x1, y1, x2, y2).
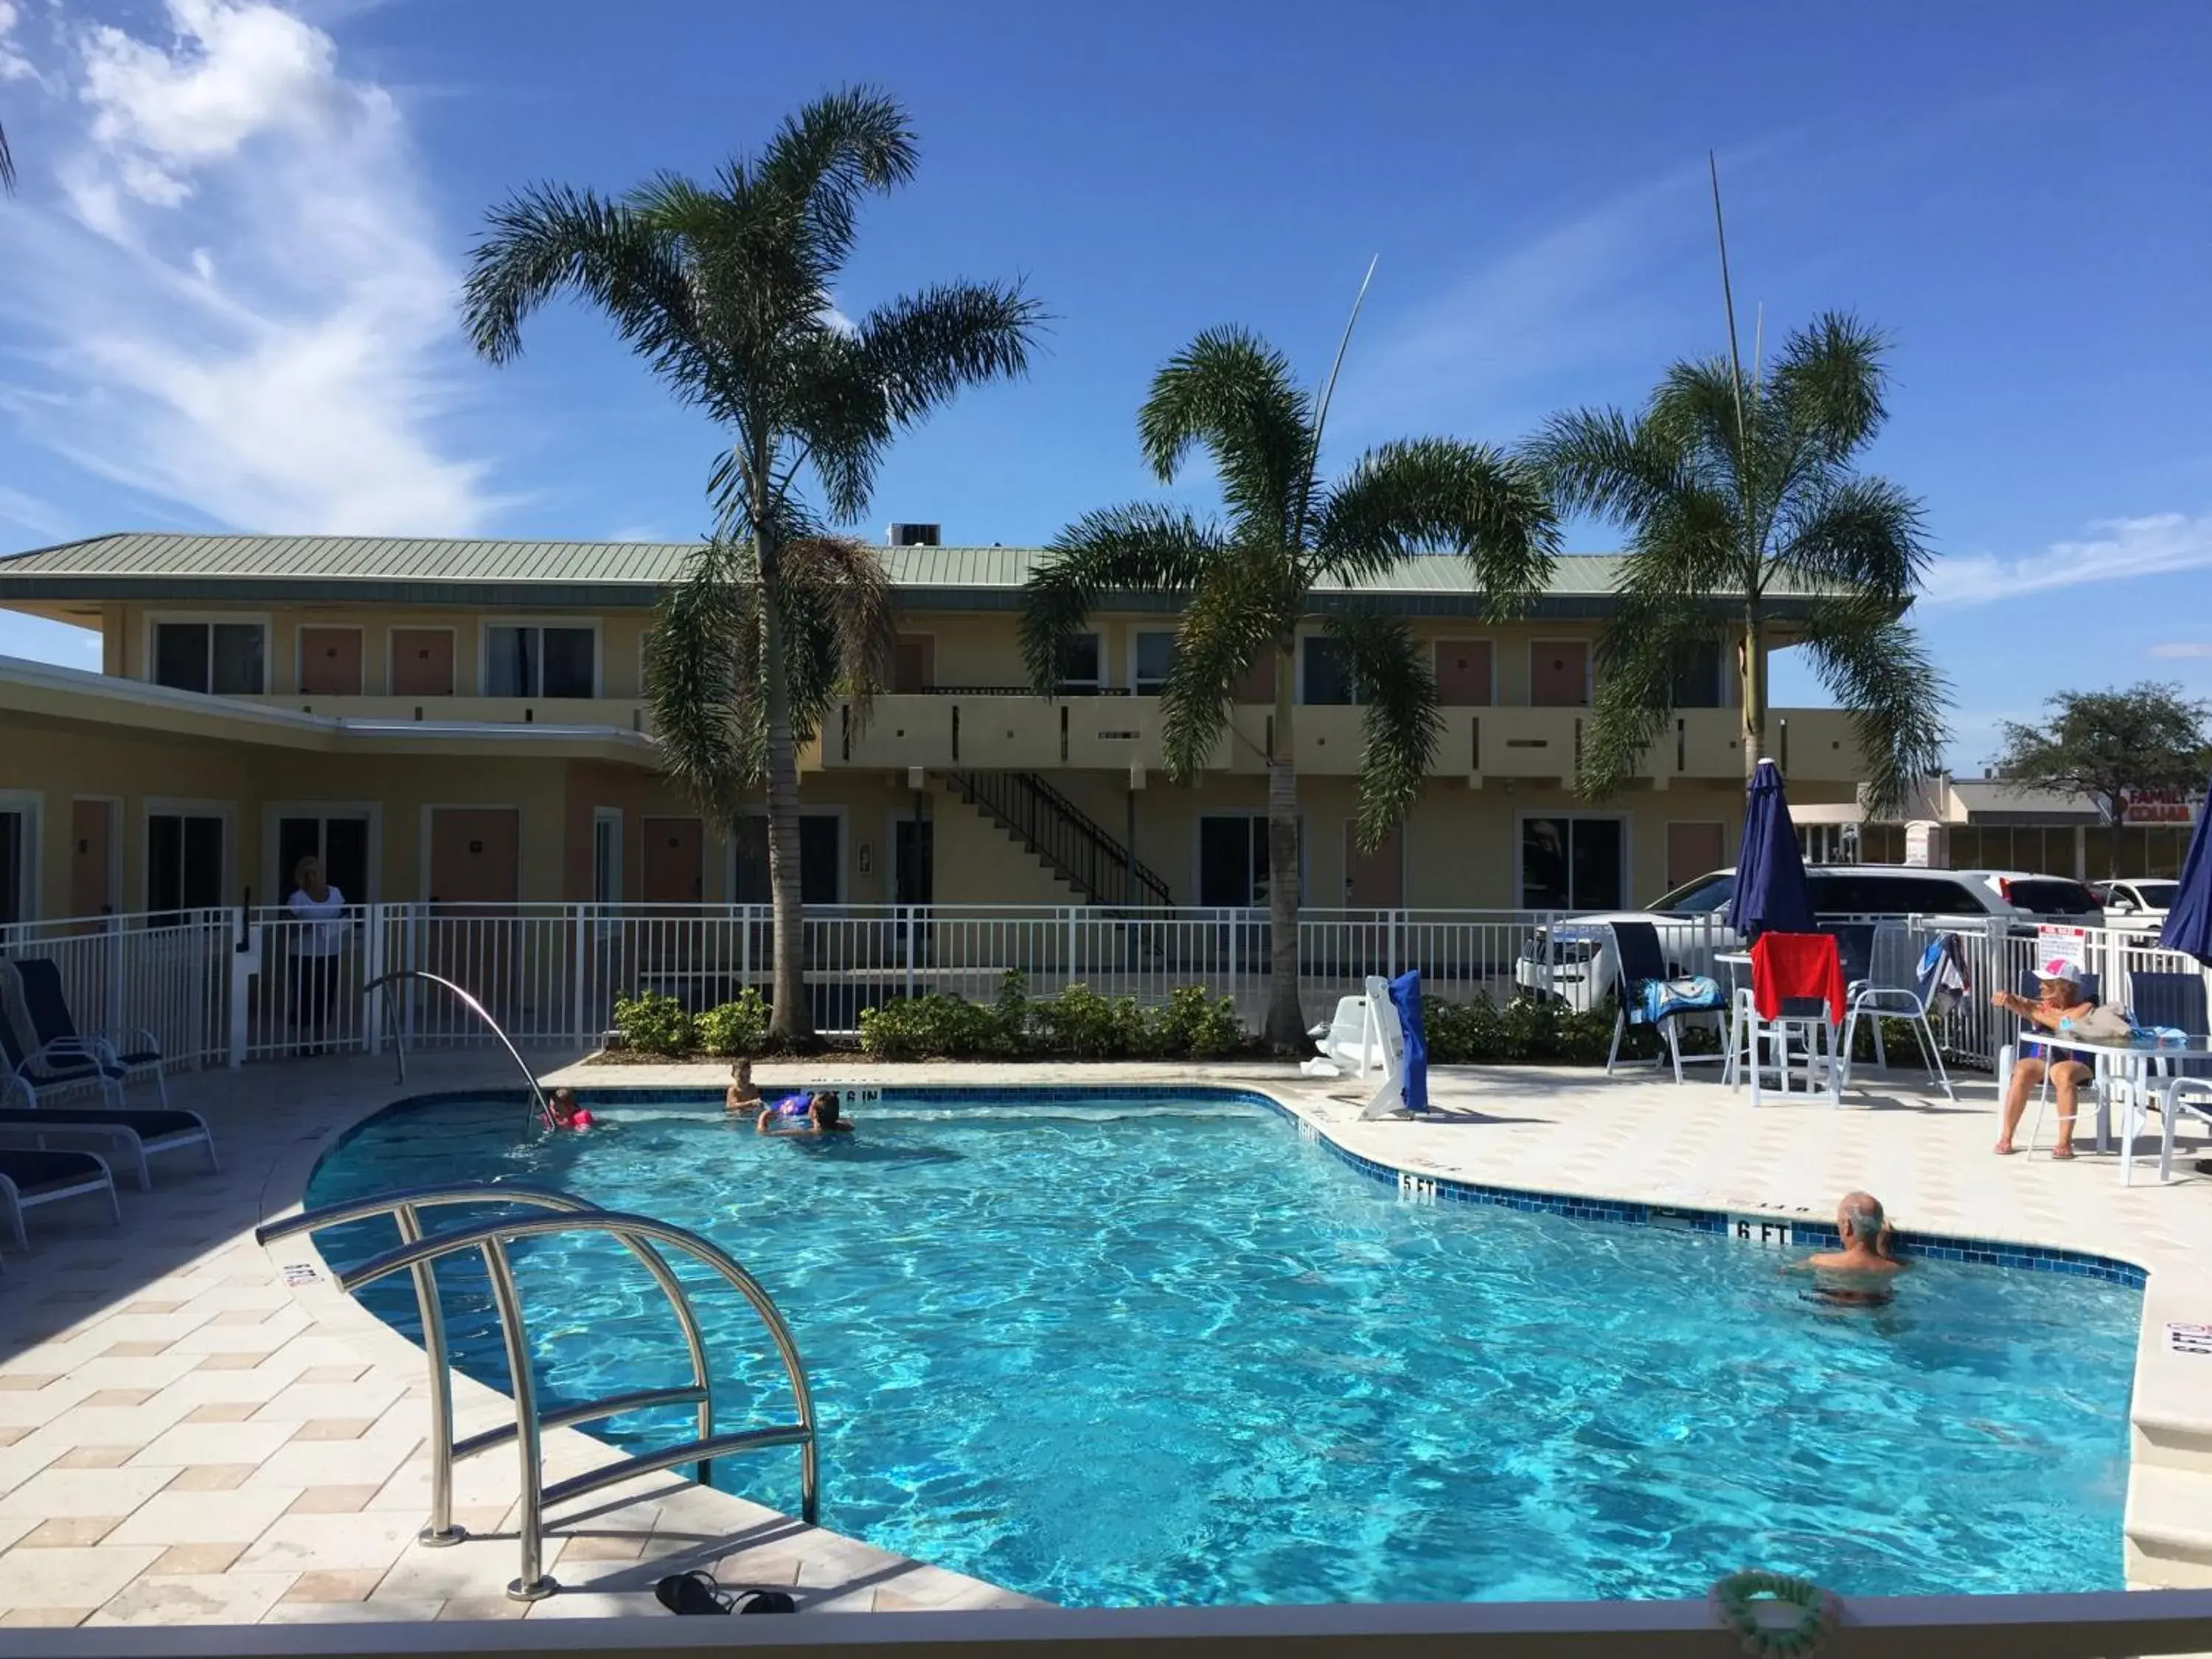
(2158, 773, 2212, 964)
(1726, 758, 1815, 939)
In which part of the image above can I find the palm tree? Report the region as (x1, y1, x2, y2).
(1528, 313, 1947, 812)
(463, 87, 1043, 1041)
(1020, 327, 1559, 1049)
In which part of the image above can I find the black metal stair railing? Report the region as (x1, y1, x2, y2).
(949, 771, 1175, 908)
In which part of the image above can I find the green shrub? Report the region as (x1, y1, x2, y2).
(991, 969, 1032, 1055)
(1423, 992, 1625, 1065)
(1032, 981, 1150, 1059)
(696, 989, 770, 1057)
(1152, 984, 1244, 1058)
(858, 993, 1001, 1060)
(612, 990, 695, 1057)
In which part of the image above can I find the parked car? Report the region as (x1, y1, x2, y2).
(2090, 878, 2179, 932)
(1514, 865, 2105, 1012)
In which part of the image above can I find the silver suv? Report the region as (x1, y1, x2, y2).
(1513, 864, 2104, 1012)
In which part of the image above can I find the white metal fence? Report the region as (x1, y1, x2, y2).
(7, 902, 2211, 1074)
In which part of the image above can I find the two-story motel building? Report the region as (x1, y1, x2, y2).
(0, 532, 1865, 927)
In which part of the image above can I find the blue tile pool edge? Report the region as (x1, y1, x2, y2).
(335, 1082, 2151, 1292)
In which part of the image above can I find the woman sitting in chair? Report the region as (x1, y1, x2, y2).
(1992, 970, 2096, 1159)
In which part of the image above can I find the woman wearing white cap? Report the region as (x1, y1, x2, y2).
(1989, 967, 2096, 1158)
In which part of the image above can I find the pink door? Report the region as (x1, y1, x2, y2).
(1434, 640, 1493, 706)
(299, 627, 364, 695)
(1530, 641, 1590, 707)
(392, 630, 455, 696)
(1343, 821, 1404, 908)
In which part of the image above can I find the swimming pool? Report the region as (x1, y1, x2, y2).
(302, 1086, 2138, 1607)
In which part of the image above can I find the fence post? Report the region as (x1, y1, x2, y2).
(105, 913, 126, 1042)
(1388, 910, 1400, 980)
(1065, 907, 1078, 986)
(363, 905, 386, 1056)
(571, 905, 588, 1048)
(226, 907, 254, 1070)
(902, 906, 916, 1001)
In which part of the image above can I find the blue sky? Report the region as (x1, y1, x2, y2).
(1, 0, 2208, 769)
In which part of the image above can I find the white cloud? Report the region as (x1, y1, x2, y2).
(2150, 641, 2212, 660)
(0, 0, 493, 534)
(0, 2, 34, 83)
(1921, 512, 2212, 606)
(1333, 164, 1714, 440)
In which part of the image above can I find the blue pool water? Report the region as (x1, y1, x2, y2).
(303, 1088, 2138, 1607)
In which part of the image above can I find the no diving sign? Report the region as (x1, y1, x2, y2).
(2168, 1323, 2212, 1357)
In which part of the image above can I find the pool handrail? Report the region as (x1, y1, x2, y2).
(363, 969, 552, 1127)
(257, 1182, 816, 1601)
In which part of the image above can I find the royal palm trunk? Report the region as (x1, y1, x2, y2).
(757, 535, 814, 1043)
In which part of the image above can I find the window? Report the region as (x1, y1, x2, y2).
(486, 625, 595, 698)
(1133, 631, 1175, 695)
(733, 814, 841, 905)
(0, 799, 32, 927)
(1669, 639, 1726, 708)
(1054, 633, 1102, 694)
(1995, 877, 2101, 917)
(1301, 636, 1355, 705)
(592, 811, 622, 906)
(1652, 871, 1735, 914)
(1807, 874, 1986, 917)
(1197, 815, 1299, 908)
(148, 813, 224, 922)
(1519, 817, 1624, 910)
(276, 815, 369, 902)
(153, 622, 265, 695)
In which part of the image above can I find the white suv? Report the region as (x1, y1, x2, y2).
(2092, 878, 2179, 933)
(1514, 865, 2104, 1012)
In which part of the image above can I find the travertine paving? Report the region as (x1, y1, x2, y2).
(2, 1047, 2209, 1625)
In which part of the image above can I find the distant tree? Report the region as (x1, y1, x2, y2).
(1992, 683, 2212, 874)
(462, 87, 1042, 1041)
(1527, 313, 1949, 811)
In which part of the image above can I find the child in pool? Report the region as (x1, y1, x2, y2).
(546, 1087, 594, 1130)
(725, 1058, 762, 1114)
(755, 1091, 853, 1138)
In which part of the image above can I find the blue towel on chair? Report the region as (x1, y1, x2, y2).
(1640, 975, 1724, 1023)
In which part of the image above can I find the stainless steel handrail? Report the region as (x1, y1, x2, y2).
(258, 1183, 810, 1600)
(364, 969, 552, 1127)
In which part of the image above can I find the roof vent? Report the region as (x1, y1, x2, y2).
(887, 523, 941, 547)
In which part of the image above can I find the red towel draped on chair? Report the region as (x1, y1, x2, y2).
(1750, 932, 1845, 1022)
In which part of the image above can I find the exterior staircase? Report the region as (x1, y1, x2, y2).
(948, 771, 1174, 909)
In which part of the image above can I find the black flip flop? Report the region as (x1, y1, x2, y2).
(655, 1571, 796, 1615)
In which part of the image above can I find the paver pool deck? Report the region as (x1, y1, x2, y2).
(0, 1048, 2206, 1626)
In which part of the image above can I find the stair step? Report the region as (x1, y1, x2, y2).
(2126, 1464, 2212, 1587)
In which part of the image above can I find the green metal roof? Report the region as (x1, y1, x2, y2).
(0, 532, 1849, 616)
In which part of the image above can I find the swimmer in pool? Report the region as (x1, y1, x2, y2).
(546, 1087, 594, 1130)
(1792, 1191, 1902, 1304)
(725, 1058, 762, 1114)
(755, 1091, 853, 1138)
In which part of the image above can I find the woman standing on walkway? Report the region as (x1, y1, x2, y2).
(287, 855, 350, 1056)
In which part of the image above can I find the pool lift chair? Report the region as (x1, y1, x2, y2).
(1303, 976, 1411, 1119)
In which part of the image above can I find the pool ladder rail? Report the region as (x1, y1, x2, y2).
(257, 1183, 818, 1602)
(361, 969, 554, 1130)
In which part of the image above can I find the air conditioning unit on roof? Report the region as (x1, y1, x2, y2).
(887, 523, 942, 547)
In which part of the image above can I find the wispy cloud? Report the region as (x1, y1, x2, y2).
(2150, 641, 2212, 660)
(0, 0, 493, 534)
(1921, 512, 2212, 605)
(1333, 164, 1717, 442)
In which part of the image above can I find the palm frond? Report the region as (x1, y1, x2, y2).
(1578, 587, 1725, 799)
(1315, 438, 1560, 616)
(777, 535, 900, 739)
(461, 185, 705, 386)
(1136, 327, 1315, 546)
(863, 280, 1045, 424)
(1526, 408, 1691, 529)
(1793, 600, 1950, 815)
(753, 86, 918, 275)
(1158, 552, 1281, 782)
(647, 538, 760, 830)
(1020, 506, 1222, 694)
(1324, 611, 1441, 848)
(1646, 357, 1753, 481)
(1772, 474, 1929, 602)
(0, 119, 15, 195)
(1770, 311, 1890, 463)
